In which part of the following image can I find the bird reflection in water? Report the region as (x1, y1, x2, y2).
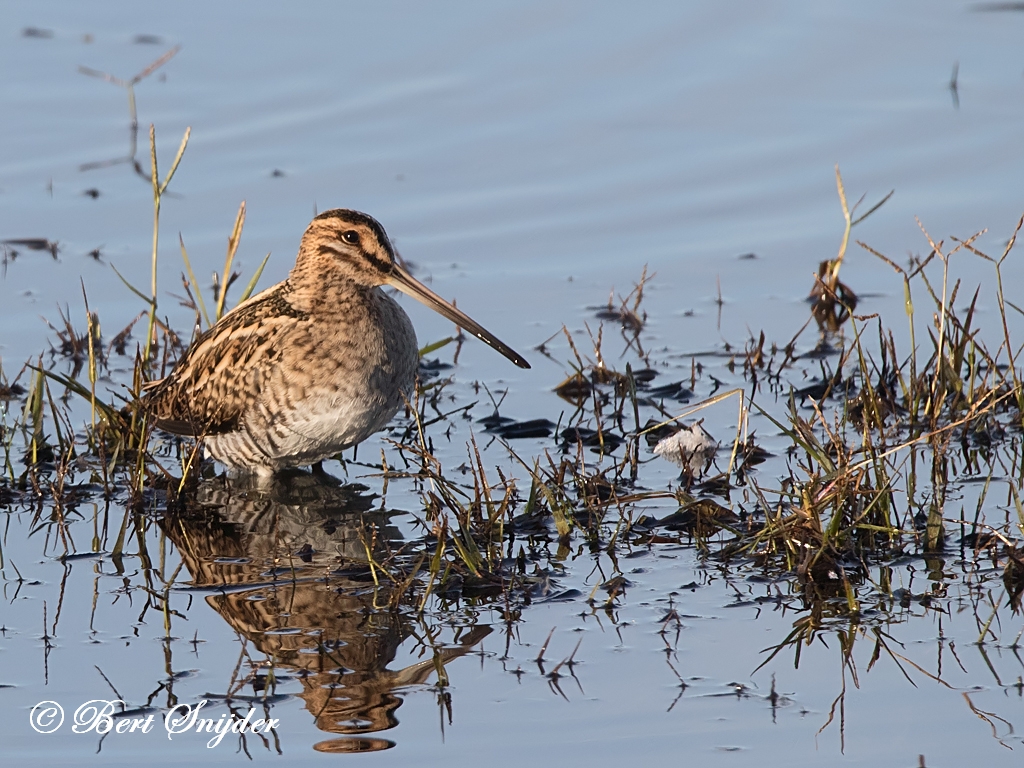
(161, 469, 490, 753)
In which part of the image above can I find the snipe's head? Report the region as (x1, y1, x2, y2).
(296, 209, 530, 369)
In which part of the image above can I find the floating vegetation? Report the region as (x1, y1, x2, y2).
(2, 140, 1024, 754)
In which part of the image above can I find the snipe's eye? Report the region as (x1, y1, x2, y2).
(340, 230, 360, 245)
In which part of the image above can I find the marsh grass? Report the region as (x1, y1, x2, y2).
(2, 146, 1024, 746)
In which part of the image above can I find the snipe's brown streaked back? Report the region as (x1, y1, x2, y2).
(141, 209, 529, 476)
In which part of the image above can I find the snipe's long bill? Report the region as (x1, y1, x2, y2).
(386, 263, 529, 369)
(140, 208, 529, 477)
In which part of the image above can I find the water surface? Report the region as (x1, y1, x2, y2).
(2, 2, 1024, 765)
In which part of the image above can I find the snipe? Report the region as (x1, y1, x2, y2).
(141, 209, 529, 476)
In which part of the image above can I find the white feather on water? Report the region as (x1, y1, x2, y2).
(653, 423, 718, 476)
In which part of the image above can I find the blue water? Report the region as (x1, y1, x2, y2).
(2, 1, 1024, 765)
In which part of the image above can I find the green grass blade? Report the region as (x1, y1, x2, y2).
(237, 252, 270, 305)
